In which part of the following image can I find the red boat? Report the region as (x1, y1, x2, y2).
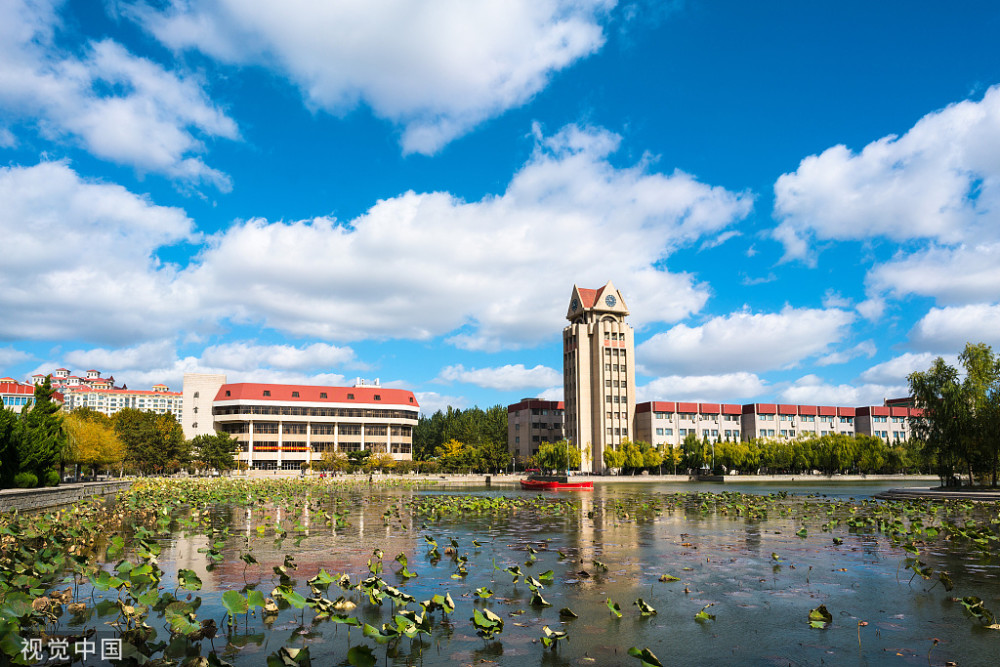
(520, 475, 593, 490)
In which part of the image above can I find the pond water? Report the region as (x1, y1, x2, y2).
(14, 479, 1000, 666)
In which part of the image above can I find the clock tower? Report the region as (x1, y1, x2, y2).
(563, 281, 635, 474)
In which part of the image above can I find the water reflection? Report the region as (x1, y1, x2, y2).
(110, 484, 1000, 665)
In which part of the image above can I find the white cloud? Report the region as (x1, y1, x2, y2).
(64, 340, 178, 372)
(909, 303, 1000, 351)
(638, 372, 767, 403)
(5, 125, 751, 351)
(131, 0, 614, 154)
(191, 124, 753, 350)
(0, 0, 237, 187)
(779, 374, 906, 407)
(0, 347, 32, 367)
(858, 352, 957, 385)
(198, 342, 357, 372)
(0, 162, 199, 343)
(437, 364, 561, 390)
(538, 386, 564, 402)
(868, 243, 1000, 304)
(815, 340, 876, 367)
(637, 306, 855, 376)
(773, 85, 1000, 262)
(822, 289, 851, 309)
(47, 340, 357, 394)
(414, 391, 468, 416)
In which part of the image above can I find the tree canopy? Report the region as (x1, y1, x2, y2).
(909, 342, 1000, 485)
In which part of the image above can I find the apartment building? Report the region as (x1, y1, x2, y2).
(29, 369, 182, 419)
(855, 406, 919, 442)
(199, 378, 419, 471)
(634, 402, 743, 448)
(507, 398, 564, 462)
(0, 377, 63, 413)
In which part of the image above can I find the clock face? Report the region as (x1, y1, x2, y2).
(605, 294, 617, 308)
(571, 298, 579, 311)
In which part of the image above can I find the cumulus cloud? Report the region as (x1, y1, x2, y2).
(909, 303, 1000, 351)
(190, 124, 753, 350)
(538, 386, 565, 402)
(414, 391, 468, 415)
(437, 364, 561, 390)
(131, 0, 613, 154)
(3, 125, 751, 351)
(0, 162, 199, 343)
(0, 0, 237, 187)
(858, 352, 956, 385)
(638, 372, 767, 403)
(779, 374, 907, 407)
(0, 347, 32, 367)
(868, 243, 1000, 304)
(815, 340, 876, 367)
(198, 342, 357, 372)
(773, 85, 1000, 263)
(636, 306, 855, 376)
(47, 339, 361, 394)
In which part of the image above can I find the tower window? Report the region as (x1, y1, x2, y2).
(263, 390, 271, 397)
(320, 392, 328, 398)
(292, 391, 299, 397)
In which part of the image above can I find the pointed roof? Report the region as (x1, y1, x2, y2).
(567, 281, 628, 320)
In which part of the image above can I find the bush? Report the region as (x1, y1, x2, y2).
(14, 472, 38, 488)
(44, 470, 60, 487)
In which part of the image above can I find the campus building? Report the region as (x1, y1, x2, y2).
(183, 374, 419, 471)
(563, 281, 635, 474)
(507, 398, 564, 463)
(855, 405, 919, 442)
(0, 377, 63, 413)
(29, 369, 182, 419)
(634, 402, 744, 448)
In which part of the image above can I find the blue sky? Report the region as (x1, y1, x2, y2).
(2, 0, 1000, 414)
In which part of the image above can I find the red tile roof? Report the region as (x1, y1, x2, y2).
(215, 383, 418, 408)
(578, 288, 598, 308)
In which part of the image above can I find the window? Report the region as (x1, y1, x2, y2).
(664, 428, 673, 436)
(606, 412, 612, 419)
(292, 391, 299, 398)
(515, 436, 519, 443)
(225, 390, 231, 397)
(320, 392, 328, 398)
(374, 395, 381, 401)
(347, 393, 355, 400)
(193, 391, 199, 398)
(262, 390, 271, 397)
(409, 397, 414, 403)
(605, 364, 611, 371)
(656, 428, 664, 436)
(607, 427, 613, 435)
(606, 395, 612, 403)
(606, 380, 611, 387)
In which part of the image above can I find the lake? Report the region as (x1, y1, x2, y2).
(10, 478, 1000, 666)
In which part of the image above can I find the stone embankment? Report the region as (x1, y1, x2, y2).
(875, 487, 1000, 502)
(0, 480, 132, 513)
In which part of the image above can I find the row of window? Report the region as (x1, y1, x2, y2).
(213, 406, 416, 419)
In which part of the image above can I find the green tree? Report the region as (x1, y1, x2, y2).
(191, 432, 239, 472)
(114, 408, 187, 474)
(535, 439, 580, 473)
(18, 376, 66, 482)
(602, 442, 625, 471)
(0, 400, 21, 487)
(909, 343, 1000, 485)
(478, 439, 513, 473)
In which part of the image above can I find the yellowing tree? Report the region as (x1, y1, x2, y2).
(64, 411, 123, 474)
